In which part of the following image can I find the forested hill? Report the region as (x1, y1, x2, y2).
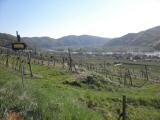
(0, 33, 16, 48)
(0, 33, 109, 49)
(23, 35, 110, 49)
(104, 26, 160, 50)
(1, 25, 160, 50)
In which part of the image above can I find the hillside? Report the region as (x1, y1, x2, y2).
(0, 33, 109, 49)
(0, 53, 160, 120)
(23, 35, 110, 49)
(23, 37, 56, 49)
(0, 33, 16, 48)
(1, 25, 160, 50)
(55, 35, 109, 47)
(105, 26, 160, 49)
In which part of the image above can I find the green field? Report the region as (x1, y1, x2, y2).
(0, 58, 160, 120)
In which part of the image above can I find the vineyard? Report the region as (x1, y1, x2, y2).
(0, 46, 160, 120)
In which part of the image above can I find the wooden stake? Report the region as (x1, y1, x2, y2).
(6, 49, 9, 67)
(27, 51, 33, 78)
(144, 65, 149, 81)
(122, 95, 127, 120)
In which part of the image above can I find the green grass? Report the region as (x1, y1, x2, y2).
(0, 63, 160, 120)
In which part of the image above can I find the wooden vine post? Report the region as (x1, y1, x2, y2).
(6, 49, 9, 67)
(68, 48, 73, 71)
(27, 51, 33, 78)
(122, 95, 127, 120)
(127, 69, 133, 86)
(144, 65, 149, 81)
(118, 95, 127, 120)
(62, 56, 65, 68)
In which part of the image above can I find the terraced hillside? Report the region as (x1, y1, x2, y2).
(0, 58, 160, 120)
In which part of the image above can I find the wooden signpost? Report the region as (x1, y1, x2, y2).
(12, 31, 33, 87)
(12, 42, 26, 50)
(12, 31, 26, 50)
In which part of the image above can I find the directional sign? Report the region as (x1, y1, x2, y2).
(12, 42, 27, 50)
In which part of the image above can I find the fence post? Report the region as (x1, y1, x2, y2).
(144, 65, 149, 81)
(6, 49, 9, 67)
(28, 51, 33, 78)
(68, 48, 73, 71)
(122, 95, 126, 120)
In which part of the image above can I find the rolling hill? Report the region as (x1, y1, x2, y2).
(0, 33, 109, 49)
(1, 25, 160, 50)
(104, 26, 160, 50)
(23, 35, 110, 49)
(0, 33, 17, 48)
(23, 37, 56, 49)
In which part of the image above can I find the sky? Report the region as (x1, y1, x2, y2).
(0, 0, 160, 38)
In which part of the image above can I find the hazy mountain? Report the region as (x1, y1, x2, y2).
(23, 37, 56, 49)
(1, 25, 160, 50)
(0, 33, 16, 48)
(104, 26, 160, 49)
(52, 35, 109, 48)
(0, 33, 109, 49)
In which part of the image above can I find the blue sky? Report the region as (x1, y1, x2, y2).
(0, 0, 160, 38)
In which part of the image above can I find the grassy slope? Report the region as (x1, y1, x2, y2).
(0, 64, 160, 120)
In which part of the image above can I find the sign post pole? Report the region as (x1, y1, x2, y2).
(12, 31, 33, 87)
(13, 31, 26, 87)
(19, 51, 24, 87)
